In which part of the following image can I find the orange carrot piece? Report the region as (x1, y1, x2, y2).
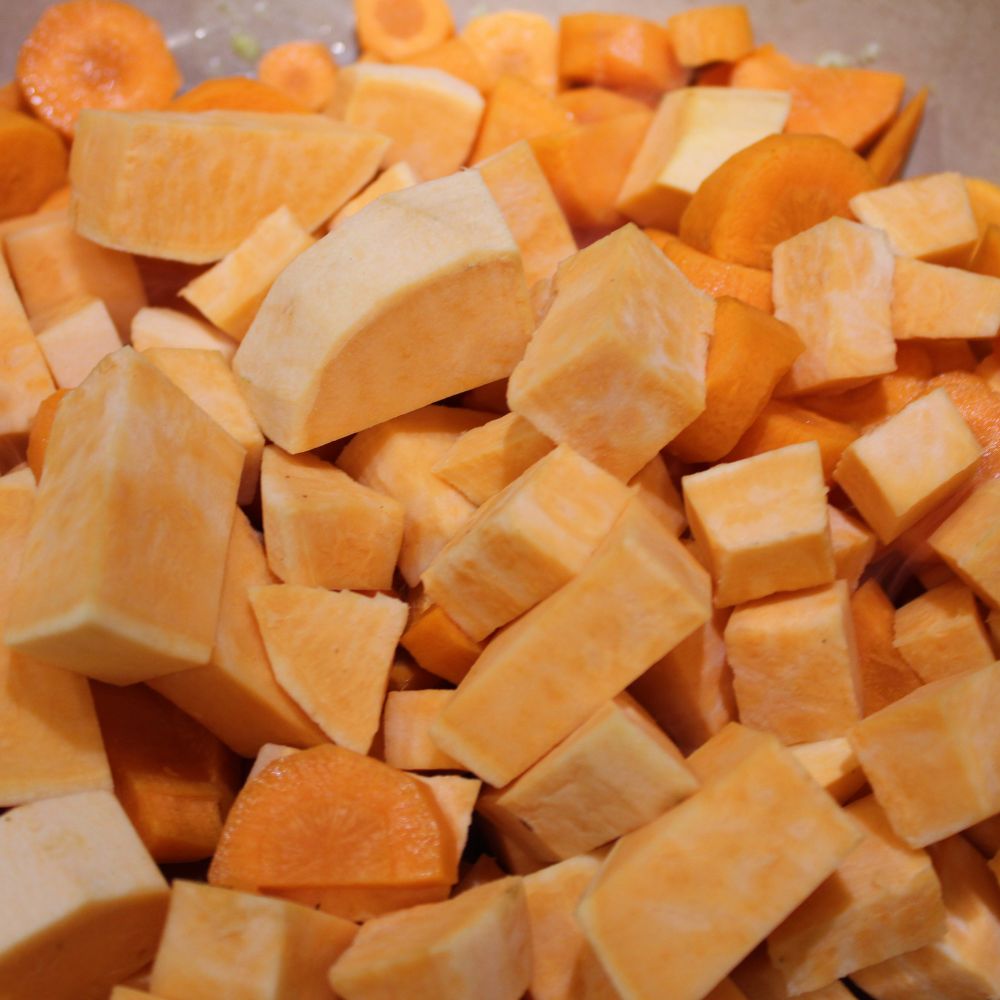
(695, 62, 734, 87)
(469, 75, 570, 164)
(401, 601, 483, 686)
(16, 0, 181, 138)
(926, 372, 1000, 483)
(679, 133, 877, 269)
(257, 40, 338, 112)
(169, 77, 309, 113)
(37, 185, 70, 212)
(667, 5, 754, 68)
(558, 13, 687, 98)
(354, 0, 454, 63)
(25, 388, 70, 481)
(462, 10, 559, 95)
(966, 177, 1000, 240)
(402, 38, 491, 94)
(0, 81, 24, 112)
(645, 229, 773, 312)
(867, 86, 929, 186)
(0, 110, 67, 220)
(732, 44, 905, 150)
(530, 110, 652, 233)
(970, 225, 1000, 279)
(555, 85, 651, 123)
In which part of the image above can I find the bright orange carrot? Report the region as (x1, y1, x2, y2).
(0, 110, 67, 220)
(401, 601, 483, 686)
(257, 40, 339, 112)
(555, 85, 651, 123)
(0, 81, 24, 112)
(678, 133, 878, 269)
(926, 371, 1000, 483)
(469, 75, 570, 164)
(26, 388, 70, 481)
(558, 13, 687, 98)
(731, 44, 905, 150)
(645, 229, 773, 312)
(667, 5, 754, 68)
(867, 86, 929, 185)
(169, 77, 309, 113)
(402, 37, 491, 94)
(16, 0, 181, 138)
(37, 185, 70, 212)
(354, 0, 454, 63)
(462, 10, 559, 94)
(970, 225, 1000, 279)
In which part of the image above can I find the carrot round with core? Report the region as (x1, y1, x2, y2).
(0, 110, 67, 221)
(26, 389, 71, 481)
(462, 10, 559, 94)
(257, 41, 339, 112)
(16, 0, 181, 138)
(169, 77, 309, 114)
(867, 86, 929, 186)
(354, 0, 454, 63)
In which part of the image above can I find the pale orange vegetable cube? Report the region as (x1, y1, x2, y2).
(578, 726, 861, 1000)
(461, 10, 559, 93)
(833, 387, 982, 543)
(828, 505, 877, 590)
(683, 441, 834, 607)
(790, 737, 866, 805)
(893, 256, 1000, 341)
(850, 171, 980, 266)
(732, 947, 856, 999)
(131, 307, 237, 361)
(432, 498, 711, 787)
(260, 445, 403, 591)
(414, 773, 482, 862)
(893, 579, 995, 684)
(930, 477, 1000, 608)
(772, 217, 896, 396)
(422, 444, 632, 641)
(34, 297, 122, 389)
(849, 662, 1000, 847)
(667, 5, 755, 66)
(383, 690, 463, 771)
(629, 453, 686, 536)
(329, 162, 420, 228)
(246, 742, 297, 783)
(400, 594, 483, 685)
(768, 795, 946, 992)
(508, 224, 714, 481)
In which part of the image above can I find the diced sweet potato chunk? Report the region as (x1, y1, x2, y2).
(34, 297, 122, 389)
(892, 257, 1000, 341)
(731, 947, 859, 999)
(828, 506, 876, 589)
(400, 594, 483, 685)
(330, 162, 421, 228)
(383, 690, 463, 771)
(131, 307, 237, 360)
(667, 5, 754, 66)
(790, 737, 866, 804)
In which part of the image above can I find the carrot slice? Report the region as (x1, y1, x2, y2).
(37, 185, 71, 212)
(402, 38, 491, 94)
(0, 110, 67, 221)
(667, 5, 754, 68)
(169, 77, 309, 113)
(0, 81, 24, 112)
(208, 744, 457, 893)
(257, 41, 339, 112)
(469, 75, 570, 164)
(867, 86, 929, 186)
(354, 0, 454, 63)
(26, 388, 71, 481)
(678, 133, 877, 269)
(556, 86, 650, 123)
(16, 0, 181, 138)
(462, 10, 559, 94)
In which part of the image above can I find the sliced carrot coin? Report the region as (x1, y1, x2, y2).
(354, 0, 454, 63)
(169, 77, 309, 113)
(462, 10, 559, 94)
(867, 86, 929, 186)
(257, 40, 339, 112)
(0, 110, 67, 220)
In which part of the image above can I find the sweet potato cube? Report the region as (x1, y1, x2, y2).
(768, 795, 946, 992)
(683, 441, 834, 606)
(829, 506, 876, 589)
(773, 217, 896, 396)
(179, 205, 316, 341)
(143, 347, 264, 505)
(508, 224, 714, 481)
(618, 87, 790, 230)
(251, 585, 406, 755)
(577, 726, 861, 1000)
(629, 453, 686, 535)
(0, 790, 169, 1000)
(131, 306, 237, 360)
(148, 510, 326, 757)
(667, 5, 755, 66)
(469, 75, 571, 164)
(893, 580, 995, 683)
(149, 881, 357, 1000)
(852, 836, 1000, 999)
(235, 172, 532, 453)
(338, 405, 490, 585)
(330, 162, 420, 228)
(400, 598, 483, 686)
(790, 737, 866, 804)
(422, 444, 632, 640)
(833, 387, 982, 543)
(732, 947, 856, 999)
(849, 662, 1000, 847)
(383, 690, 463, 771)
(432, 412, 555, 506)
(726, 581, 862, 744)
(930, 478, 1000, 608)
(328, 877, 532, 1000)
(849, 171, 980, 267)
(261, 446, 403, 591)
(892, 257, 1000, 341)
(479, 695, 696, 861)
(34, 297, 122, 389)
(4, 348, 244, 683)
(329, 64, 484, 180)
(433, 497, 711, 787)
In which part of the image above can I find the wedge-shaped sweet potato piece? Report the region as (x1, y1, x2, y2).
(833, 387, 982, 543)
(850, 662, 1000, 847)
(852, 836, 1000, 999)
(34, 297, 122, 389)
(329, 877, 531, 1000)
(131, 306, 237, 360)
(329, 162, 420, 229)
(401, 590, 483, 686)
(338, 405, 491, 585)
(790, 737, 866, 805)
(422, 444, 632, 640)
(829, 506, 876, 590)
(432, 497, 711, 787)
(893, 257, 1000, 341)
(179, 205, 316, 341)
(630, 453, 686, 536)
(261, 446, 403, 591)
(0, 468, 111, 806)
(768, 795, 946, 992)
(731, 946, 860, 999)
(668, 5, 754, 66)
(329, 64, 483, 179)
(508, 224, 713, 480)
(4, 348, 244, 683)
(0, 790, 169, 1000)
(726, 581, 862, 744)
(578, 725, 861, 1000)
(251, 585, 407, 755)
(383, 690, 463, 771)
(479, 694, 697, 862)
(71, 110, 389, 263)
(773, 217, 895, 396)
(618, 87, 790, 230)
(236, 172, 532, 453)
(683, 441, 834, 606)
(150, 881, 357, 1000)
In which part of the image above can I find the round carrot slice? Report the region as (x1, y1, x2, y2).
(16, 0, 181, 138)
(258, 41, 339, 112)
(169, 77, 309, 114)
(0, 110, 67, 220)
(208, 744, 457, 892)
(355, 0, 455, 63)
(679, 133, 878, 270)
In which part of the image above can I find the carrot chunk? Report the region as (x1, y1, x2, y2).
(354, 0, 454, 63)
(867, 85, 929, 185)
(169, 77, 308, 113)
(462, 10, 559, 94)
(257, 41, 338, 111)
(667, 5, 754, 67)
(0, 110, 67, 221)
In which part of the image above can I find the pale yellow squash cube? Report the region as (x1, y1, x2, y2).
(34, 297, 122, 389)
(383, 690, 463, 771)
(930, 477, 1000, 608)
(892, 256, 1000, 340)
(131, 306, 237, 361)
